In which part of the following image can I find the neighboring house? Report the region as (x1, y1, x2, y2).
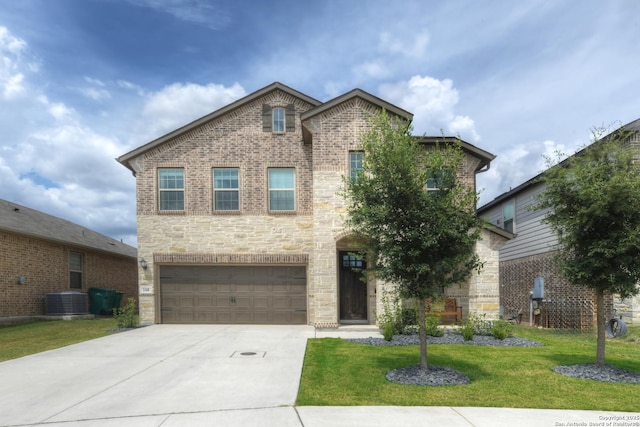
(477, 118, 640, 328)
(117, 82, 510, 327)
(0, 199, 138, 320)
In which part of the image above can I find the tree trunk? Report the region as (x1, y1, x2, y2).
(417, 298, 428, 370)
(596, 288, 606, 367)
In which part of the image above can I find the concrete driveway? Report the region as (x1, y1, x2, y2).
(0, 324, 635, 426)
(0, 325, 316, 426)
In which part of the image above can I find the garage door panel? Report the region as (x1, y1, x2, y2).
(160, 266, 307, 324)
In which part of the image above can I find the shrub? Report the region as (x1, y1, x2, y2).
(491, 319, 514, 340)
(383, 322, 394, 341)
(425, 314, 444, 337)
(113, 298, 139, 329)
(461, 323, 474, 341)
(401, 307, 417, 327)
(377, 288, 403, 335)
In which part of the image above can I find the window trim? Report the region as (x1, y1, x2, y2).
(158, 168, 185, 211)
(426, 168, 453, 193)
(268, 168, 295, 212)
(272, 107, 285, 133)
(349, 151, 364, 183)
(502, 199, 515, 233)
(69, 252, 83, 289)
(213, 168, 240, 211)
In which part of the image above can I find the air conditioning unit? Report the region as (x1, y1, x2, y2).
(45, 292, 89, 315)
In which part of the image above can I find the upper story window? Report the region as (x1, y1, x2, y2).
(69, 252, 83, 289)
(502, 200, 515, 233)
(349, 151, 364, 183)
(159, 168, 185, 211)
(426, 168, 453, 194)
(272, 107, 285, 133)
(268, 168, 295, 211)
(262, 104, 295, 133)
(213, 168, 240, 211)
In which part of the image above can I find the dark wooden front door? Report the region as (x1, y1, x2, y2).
(339, 252, 367, 321)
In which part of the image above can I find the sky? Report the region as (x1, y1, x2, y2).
(1, 0, 639, 247)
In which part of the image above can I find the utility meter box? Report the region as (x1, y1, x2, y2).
(533, 277, 544, 299)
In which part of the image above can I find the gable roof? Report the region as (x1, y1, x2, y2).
(117, 82, 322, 173)
(0, 199, 137, 258)
(477, 116, 640, 214)
(416, 136, 496, 172)
(300, 88, 413, 122)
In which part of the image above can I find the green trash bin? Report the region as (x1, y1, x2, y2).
(88, 287, 117, 315)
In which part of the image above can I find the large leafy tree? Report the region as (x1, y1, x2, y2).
(342, 110, 483, 370)
(535, 126, 640, 366)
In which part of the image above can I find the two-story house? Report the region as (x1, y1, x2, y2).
(477, 118, 640, 328)
(117, 82, 509, 326)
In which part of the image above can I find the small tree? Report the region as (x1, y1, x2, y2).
(342, 110, 483, 370)
(535, 125, 640, 366)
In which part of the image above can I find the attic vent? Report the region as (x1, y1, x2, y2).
(45, 292, 89, 315)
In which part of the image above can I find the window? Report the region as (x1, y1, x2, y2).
(342, 253, 364, 268)
(69, 252, 83, 289)
(213, 168, 239, 211)
(268, 168, 295, 211)
(502, 200, 514, 233)
(263, 104, 294, 132)
(426, 168, 453, 193)
(159, 168, 184, 211)
(272, 107, 285, 133)
(349, 151, 363, 183)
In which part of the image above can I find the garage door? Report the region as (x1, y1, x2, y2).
(159, 265, 307, 324)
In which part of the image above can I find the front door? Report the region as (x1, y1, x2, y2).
(339, 252, 367, 321)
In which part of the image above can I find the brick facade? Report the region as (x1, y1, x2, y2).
(120, 83, 504, 325)
(0, 231, 137, 318)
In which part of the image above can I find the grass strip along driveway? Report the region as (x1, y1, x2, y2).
(297, 326, 640, 412)
(0, 318, 118, 362)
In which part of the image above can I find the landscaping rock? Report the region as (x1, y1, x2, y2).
(386, 365, 470, 386)
(553, 364, 640, 383)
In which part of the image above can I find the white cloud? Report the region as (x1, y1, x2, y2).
(379, 75, 480, 142)
(477, 138, 581, 206)
(0, 26, 29, 100)
(138, 81, 246, 142)
(378, 31, 429, 59)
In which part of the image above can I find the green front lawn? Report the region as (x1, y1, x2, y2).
(0, 318, 118, 362)
(297, 326, 640, 411)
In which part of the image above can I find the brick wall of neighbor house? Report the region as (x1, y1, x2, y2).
(500, 251, 613, 330)
(0, 231, 137, 318)
(134, 90, 317, 323)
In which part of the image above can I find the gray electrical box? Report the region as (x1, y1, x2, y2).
(533, 277, 544, 299)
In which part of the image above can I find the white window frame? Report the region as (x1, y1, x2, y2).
(349, 151, 364, 183)
(272, 107, 285, 133)
(268, 168, 295, 211)
(158, 168, 185, 211)
(426, 168, 453, 193)
(213, 168, 240, 211)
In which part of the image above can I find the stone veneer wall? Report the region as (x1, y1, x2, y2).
(137, 214, 314, 323)
(306, 98, 376, 327)
(445, 228, 507, 320)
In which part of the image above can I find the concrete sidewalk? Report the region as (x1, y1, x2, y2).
(0, 325, 636, 426)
